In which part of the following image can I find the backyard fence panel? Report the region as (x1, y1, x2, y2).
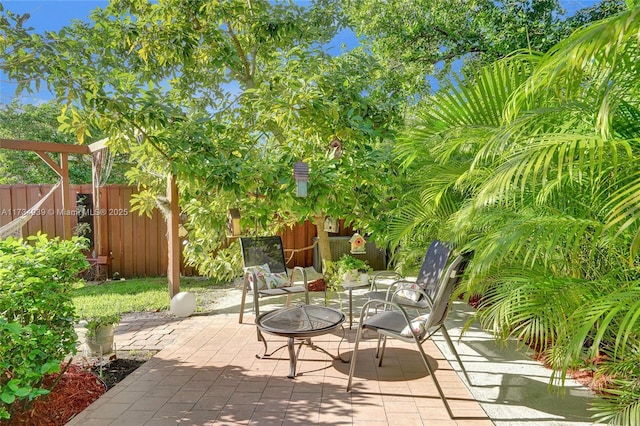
(96, 186, 109, 259)
(297, 221, 317, 267)
(11, 185, 28, 232)
(159, 213, 169, 276)
(52, 185, 64, 237)
(0, 186, 11, 227)
(26, 186, 43, 235)
(131, 190, 147, 277)
(2, 184, 371, 277)
(39, 184, 59, 238)
(121, 186, 136, 276)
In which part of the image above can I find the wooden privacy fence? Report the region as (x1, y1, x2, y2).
(0, 184, 386, 278)
(1, 184, 178, 277)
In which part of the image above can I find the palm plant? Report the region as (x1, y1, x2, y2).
(390, 6, 640, 423)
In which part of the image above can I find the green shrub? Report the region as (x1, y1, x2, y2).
(0, 234, 88, 420)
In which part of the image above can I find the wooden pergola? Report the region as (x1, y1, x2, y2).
(0, 138, 181, 297)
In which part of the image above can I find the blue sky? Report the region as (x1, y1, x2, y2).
(0, 0, 601, 104)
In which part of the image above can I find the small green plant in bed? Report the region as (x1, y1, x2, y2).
(71, 277, 229, 319)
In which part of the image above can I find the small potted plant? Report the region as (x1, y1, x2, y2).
(336, 255, 372, 284)
(85, 313, 121, 356)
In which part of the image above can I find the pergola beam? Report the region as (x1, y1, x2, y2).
(0, 139, 84, 240)
(34, 151, 63, 176)
(60, 153, 72, 239)
(0, 138, 90, 154)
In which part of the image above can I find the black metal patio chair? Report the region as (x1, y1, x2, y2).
(239, 236, 309, 324)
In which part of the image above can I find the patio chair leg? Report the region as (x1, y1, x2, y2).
(440, 326, 471, 384)
(416, 340, 455, 418)
(375, 335, 383, 358)
(346, 324, 364, 392)
(253, 290, 260, 323)
(239, 278, 249, 324)
(378, 336, 388, 367)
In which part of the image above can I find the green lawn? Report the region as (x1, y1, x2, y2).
(71, 277, 232, 320)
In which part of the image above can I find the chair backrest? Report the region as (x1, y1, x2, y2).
(415, 240, 453, 298)
(424, 254, 468, 330)
(240, 236, 288, 274)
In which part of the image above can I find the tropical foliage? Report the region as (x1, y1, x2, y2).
(345, 0, 626, 97)
(390, 6, 640, 424)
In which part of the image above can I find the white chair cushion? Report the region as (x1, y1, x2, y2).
(245, 263, 271, 290)
(264, 272, 289, 289)
(400, 314, 429, 339)
(396, 282, 421, 302)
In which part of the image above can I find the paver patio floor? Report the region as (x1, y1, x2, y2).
(69, 310, 490, 425)
(68, 287, 596, 425)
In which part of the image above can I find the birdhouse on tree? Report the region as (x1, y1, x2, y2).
(293, 162, 309, 197)
(349, 233, 366, 254)
(227, 208, 241, 237)
(324, 216, 339, 233)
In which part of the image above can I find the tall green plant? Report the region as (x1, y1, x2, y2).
(0, 235, 88, 420)
(392, 5, 640, 423)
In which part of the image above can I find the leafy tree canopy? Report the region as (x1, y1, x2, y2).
(0, 0, 403, 272)
(345, 0, 625, 98)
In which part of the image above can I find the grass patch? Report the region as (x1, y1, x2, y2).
(71, 276, 233, 320)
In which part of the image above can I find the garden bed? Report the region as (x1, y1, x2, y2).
(2, 352, 151, 426)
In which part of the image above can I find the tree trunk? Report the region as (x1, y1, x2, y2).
(313, 215, 332, 272)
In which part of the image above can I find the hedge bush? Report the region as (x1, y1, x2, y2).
(0, 234, 88, 420)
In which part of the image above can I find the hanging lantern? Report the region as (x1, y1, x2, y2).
(227, 208, 241, 236)
(293, 162, 309, 197)
(349, 233, 366, 254)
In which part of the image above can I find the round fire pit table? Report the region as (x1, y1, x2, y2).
(256, 305, 347, 378)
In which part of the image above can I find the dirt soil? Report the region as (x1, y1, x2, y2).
(89, 354, 149, 389)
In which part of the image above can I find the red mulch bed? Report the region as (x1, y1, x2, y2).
(3, 358, 145, 425)
(2, 364, 105, 426)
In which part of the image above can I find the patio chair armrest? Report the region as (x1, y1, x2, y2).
(291, 266, 309, 304)
(291, 266, 309, 290)
(290, 266, 308, 285)
(383, 279, 417, 300)
(370, 271, 402, 291)
(390, 287, 435, 308)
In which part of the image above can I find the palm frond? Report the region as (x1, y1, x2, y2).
(591, 377, 640, 425)
(396, 54, 536, 170)
(564, 286, 640, 365)
(512, 8, 640, 138)
(474, 271, 589, 350)
(467, 209, 603, 277)
(474, 134, 631, 209)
